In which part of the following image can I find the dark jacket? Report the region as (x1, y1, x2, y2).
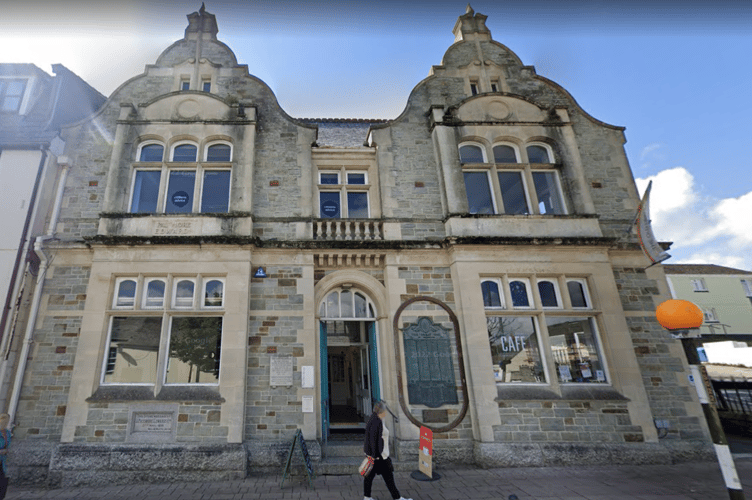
(364, 413, 383, 458)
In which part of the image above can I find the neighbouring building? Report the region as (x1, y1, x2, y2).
(0, 63, 105, 421)
(5, 6, 715, 487)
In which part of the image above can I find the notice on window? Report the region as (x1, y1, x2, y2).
(558, 365, 573, 382)
(270, 355, 293, 387)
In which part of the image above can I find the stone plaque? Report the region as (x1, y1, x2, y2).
(302, 366, 314, 388)
(402, 317, 458, 408)
(133, 412, 174, 432)
(270, 354, 293, 387)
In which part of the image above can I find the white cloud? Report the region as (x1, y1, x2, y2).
(640, 143, 661, 160)
(636, 167, 752, 271)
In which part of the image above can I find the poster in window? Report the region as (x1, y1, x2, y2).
(558, 365, 572, 382)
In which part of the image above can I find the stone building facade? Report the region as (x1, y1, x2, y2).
(5, 6, 713, 486)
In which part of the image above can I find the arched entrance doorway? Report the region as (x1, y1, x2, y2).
(319, 288, 380, 443)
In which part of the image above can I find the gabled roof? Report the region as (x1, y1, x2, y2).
(663, 264, 752, 275)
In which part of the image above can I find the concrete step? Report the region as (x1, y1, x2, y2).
(315, 456, 415, 475)
(325, 441, 364, 457)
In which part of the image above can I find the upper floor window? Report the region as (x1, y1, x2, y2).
(741, 279, 752, 297)
(703, 308, 719, 323)
(130, 140, 232, 214)
(318, 170, 370, 218)
(202, 80, 211, 92)
(460, 141, 566, 216)
(690, 278, 708, 292)
(180, 79, 190, 91)
(0, 79, 26, 113)
(538, 279, 561, 308)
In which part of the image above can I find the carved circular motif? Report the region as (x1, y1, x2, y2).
(177, 99, 201, 118)
(487, 101, 510, 120)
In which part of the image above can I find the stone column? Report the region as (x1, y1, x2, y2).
(430, 107, 467, 215)
(101, 104, 135, 213)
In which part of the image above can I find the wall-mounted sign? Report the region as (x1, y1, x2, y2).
(171, 191, 190, 207)
(270, 354, 293, 387)
(302, 396, 313, 413)
(302, 365, 314, 388)
(402, 317, 458, 408)
(254, 267, 267, 278)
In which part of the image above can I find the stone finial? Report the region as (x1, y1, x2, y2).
(185, 3, 219, 39)
(452, 6, 491, 42)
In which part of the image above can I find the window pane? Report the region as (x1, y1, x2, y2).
(201, 170, 230, 213)
(481, 281, 502, 308)
(568, 281, 589, 308)
(340, 290, 353, 317)
(181, 81, 190, 91)
(546, 317, 605, 384)
(326, 292, 339, 318)
(347, 192, 368, 218)
(206, 144, 231, 162)
(105, 317, 161, 384)
(175, 280, 195, 307)
(463, 172, 494, 214)
(533, 172, 565, 215)
(166, 317, 222, 384)
(498, 172, 529, 215)
(527, 145, 550, 163)
(538, 281, 558, 307)
(202, 81, 211, 92)
(204, 280, 224, 307)
(165, 171, 195, 213)
(347, 173, 366, 185)
(145, 280, 165, 308)
(459, 145, 484, 163)
(488, 316, 546, 383)
(320, 173, 339, 184)
(493, 145, 517, 163)
(320, 191, 341, 218)
(116, 280, 136, 307)
(354, 293, 367, 318)
(172, 144, 197, 162)
(509, 280, 530, 307)
(139, 144, 164, 162)
(131, 171, 161, 213)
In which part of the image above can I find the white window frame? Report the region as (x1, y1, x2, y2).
(113, 278, 138, 309)
(142, 278, 166, 309)
(203, 141, 233, 162)
(458, 141, 488, 164)
(202, 278, 225, 309)
(566, 278, 592, 309)
(173, 279, 196, 309)
(742, 279, 752, 297)
(319, 288, 376, 320)
(703, 308, 719, 323)
(536, 278, 562, 309)
(508, 278, 534, 309)
(316, 168, 371, 218)
(691, 278, 708, 292)
(170, 141, 199, 162)
(544, 315, 609, 385)
(136, 141, 165, 163)
(100, 315, 162, 386)
(481, 278, 506, 309)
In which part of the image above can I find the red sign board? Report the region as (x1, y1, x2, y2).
(418, 426, 433, 477)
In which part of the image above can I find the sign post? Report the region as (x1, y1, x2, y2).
(411, 426, 440, 481)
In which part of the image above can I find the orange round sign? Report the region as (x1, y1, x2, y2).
(655, 299, 703, 330)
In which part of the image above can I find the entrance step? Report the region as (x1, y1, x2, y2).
(317, 457, 414, 475)
(325, 441, 364, 458)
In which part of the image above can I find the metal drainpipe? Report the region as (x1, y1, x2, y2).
(7, 159, 69, 422)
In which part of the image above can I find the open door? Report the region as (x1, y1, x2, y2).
(320, 322, 329, 456)
(368, 322, 380, 404)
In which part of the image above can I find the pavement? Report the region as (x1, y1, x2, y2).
(4, 458, 751, 500)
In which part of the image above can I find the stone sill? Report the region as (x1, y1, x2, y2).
(446, 214, 603, 239)
(496, 385, 628, 401)
(87, 385, 225, 403)
(98, 213, 253, 238)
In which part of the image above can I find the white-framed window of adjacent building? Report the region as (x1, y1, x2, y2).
(740, 278, 752, 297)
(102, 275, 225, 386)
(483, 274, 607, 386)
(690, 278, 708, 292)
(0, 78, 27, 113)
(130, 140, 232, 214)
(317, 168, 370, 218)
(703, 308, 719, 323)
(460, 141, 566, 216)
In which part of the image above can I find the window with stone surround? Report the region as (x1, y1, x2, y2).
(483, 275, 607, 385)
(103, 275, 224, 386)
(130, 140, 232, 214)
(459, 141, 567, 216)
(317, 169, 370, 218)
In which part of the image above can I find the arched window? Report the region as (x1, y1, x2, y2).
(204, 279, 224, 307)
(493, 144, 518, 163)
(459, 143, 485, 163)
(205, 143, 232, 162)
(567, 280, 590, 308)
(173, 279, 195, 308)
(143, 279, 165, 309)
(481, 280, 503, 308)
(172, 143, 198, 162)
(537, 280, 559, 308)
(319, 289, 376, 319)
(509, 280, 531, 308)
(115, 279, 137, 308)
(526, 144, 552, 164)
(139, 143, 164, 162)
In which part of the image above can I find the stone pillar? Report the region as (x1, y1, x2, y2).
(430, 107, 467, 215)
(101, 104, 135, 213)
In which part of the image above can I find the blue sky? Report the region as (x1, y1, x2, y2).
(3, 0, 751, 270)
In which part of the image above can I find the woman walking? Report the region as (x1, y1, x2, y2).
(0, 413, 10, 500)
(363, 402, 411, 500)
